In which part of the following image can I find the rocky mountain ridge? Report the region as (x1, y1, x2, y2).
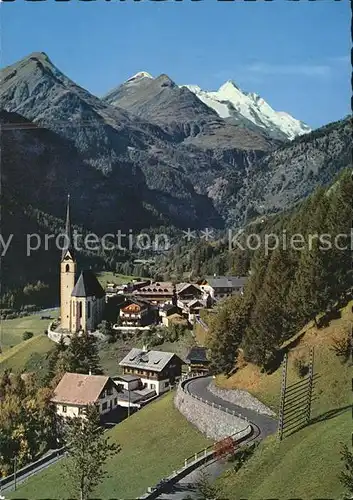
(1, 52, 351, 235)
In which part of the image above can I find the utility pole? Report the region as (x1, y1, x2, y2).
(13, 456, 17, 491)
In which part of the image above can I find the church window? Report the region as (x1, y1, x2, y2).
(79, 302, 82, 318)
(65, 264, 70, 272)
(88, 301, 91, 319)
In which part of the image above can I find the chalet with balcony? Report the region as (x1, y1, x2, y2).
(119, 299, 151, 326)
(119, 348, 184, 395)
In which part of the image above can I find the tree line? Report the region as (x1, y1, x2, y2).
(206, 168, 353, 372)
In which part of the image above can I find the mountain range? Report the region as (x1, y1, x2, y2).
(1, 52, 351, 238)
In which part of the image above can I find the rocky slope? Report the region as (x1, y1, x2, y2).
(222, 116, 352, 227)
(103, 72, 275, 150)
(1, 53, 231, 230)
(1, 52, 351, 235)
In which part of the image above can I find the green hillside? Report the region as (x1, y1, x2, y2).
(0, 311, 58, 377)
(218, 409, 349, 499)
(9, 392, 211, 499)
(0, 310, 58, 352)
(215, 302, 352, 498)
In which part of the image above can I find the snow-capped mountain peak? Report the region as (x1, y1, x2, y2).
(126, 71, 153, 83)
(182, 80, 311, 141)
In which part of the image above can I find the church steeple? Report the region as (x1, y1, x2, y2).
(60, 194, 76, 331)
(61, 194, 74, 261)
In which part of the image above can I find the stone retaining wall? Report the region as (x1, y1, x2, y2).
(207, 381, 276, 417)
(174, 385, 249, 440)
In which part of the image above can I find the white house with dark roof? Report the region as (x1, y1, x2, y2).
(200, 275, 247, 300)
(119, 348, 184, 395)
(51, 372, 121, 419)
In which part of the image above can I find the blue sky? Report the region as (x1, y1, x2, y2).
(2, 0, 351, 128)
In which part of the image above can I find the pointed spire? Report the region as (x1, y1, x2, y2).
(61, 194, 74, 261)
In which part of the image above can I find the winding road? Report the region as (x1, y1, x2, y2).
(185, 376, 277, 438)
(157, 376, 277, 499)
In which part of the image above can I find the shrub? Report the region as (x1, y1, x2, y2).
(293, 357, 309, 378)
(22, 331, 34, 341)
(5, 313, 18, 320)
(331, 331, 351, 364)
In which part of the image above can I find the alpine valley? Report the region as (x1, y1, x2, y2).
(0, 52, 352, 296)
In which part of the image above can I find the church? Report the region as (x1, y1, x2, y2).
(60, 196, 105, 333)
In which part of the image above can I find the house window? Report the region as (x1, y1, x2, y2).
(165, 381, 169, 388)
(78, 407, 85, 415)
(62, 405, 67, 413)
(100, 391, 105, 399)
(107, 387, 113, 396)
(150, 383, 156, 389)
(114, 398, 117, 406)
(102, 402, 108, 411)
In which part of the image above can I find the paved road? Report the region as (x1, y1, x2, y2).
(185, 377, 277, 439)
(157, 376, 277, 499)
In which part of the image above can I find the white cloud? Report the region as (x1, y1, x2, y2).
(244, 62, 332, 77)
(329, 55, 350, 64)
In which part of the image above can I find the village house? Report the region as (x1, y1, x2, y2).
(113, 375, 155, 408)
(51, 372, 121, 419)
(119, 299, 151, 326)
(185, 347, 210, 374)
(162, 312, 188, 328)
(199, 275, 247, 300)
(176, 283, 202, 303)
(183, 298, 206, 324)
(133, 282, 176, 305)
(159, 303, 181, 325)
(119, 348, 184, 395)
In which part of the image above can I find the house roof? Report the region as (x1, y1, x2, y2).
(168, 313, 187, 323)
(185, 347, 209, 364)
(205, 276, 247, 289)
(71, 270, 105, 298)
(121, 302, 148, 313)
(118, 387, 155, 402)
(134, 282, 174, 295)
(119, 348, 178, 372)
(187, 299, 204, 308)
(114, 374, 141, 383)
(176, 283, 201, 294)
(51, 372, 114, 405)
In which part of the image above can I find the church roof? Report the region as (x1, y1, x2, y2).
(71, 270, 105, 299)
